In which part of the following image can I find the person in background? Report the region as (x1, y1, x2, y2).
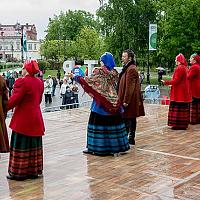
(117, 49, 145, 145)
(57, 70, 61, 81)
(48, 75, 53, 88)
(51, 76, 57, 96)
(6, 70, 11, 78)
(0, 75, 9, 153)
(36, 70, 44, 80)
(162, 53, 191, 130)
(139, 71, 145, 85)
(6, 59, 45, 181)
(71, 52, 130, 156)
(44, 78, 52, 104)
(188, 53, 200, 124)
(72, 83, 79, 108)
(59, 79, 63, 88)
(65, 86, 74, 109)
(7, 73, 15, 97)
(60, 77, 69, 108)
(158, 69, 164, 86)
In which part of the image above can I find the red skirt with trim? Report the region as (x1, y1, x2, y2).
(168, 101, 190, 129)
(8, 131, 43, 177)
(190, 97, 200, 124)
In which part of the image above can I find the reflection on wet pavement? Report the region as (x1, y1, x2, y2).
(1, 105, 200, 199)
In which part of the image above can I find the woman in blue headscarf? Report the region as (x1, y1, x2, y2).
(72, 52, 130, 156)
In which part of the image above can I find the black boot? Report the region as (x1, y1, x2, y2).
(129, 132, 135, 145)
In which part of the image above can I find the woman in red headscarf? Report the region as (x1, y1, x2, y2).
(6, 59, 45, 181)
(162, 53, 191, 130)
(188, 53, 200, 124)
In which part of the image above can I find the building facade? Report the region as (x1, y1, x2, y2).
(0, 23, 41, 62)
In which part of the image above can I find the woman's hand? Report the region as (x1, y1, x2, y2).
(123, 103, 128, 107)
(68, 73, 74, 78)
(161, 80, 165, 84)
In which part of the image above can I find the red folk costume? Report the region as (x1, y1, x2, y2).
(188, 53, 200, 124)
(7, 60, 45, 181)
(0, 75, 9, 153)
(164, 53, 191, 129)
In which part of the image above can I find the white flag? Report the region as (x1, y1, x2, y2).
(149, 24, 157, 51)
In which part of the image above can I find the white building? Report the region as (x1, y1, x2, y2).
(0, 23, 41, 62)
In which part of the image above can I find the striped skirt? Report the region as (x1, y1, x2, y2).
(87, 112, 130, 155)
(168, 101, 190, 129)
(8, 132, 43, 177)
(190, 97, 200, 124)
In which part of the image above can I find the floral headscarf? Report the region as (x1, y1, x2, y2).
(77, 53, 121, 114)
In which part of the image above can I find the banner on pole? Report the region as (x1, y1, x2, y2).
(149, 24, 157, 51)
(23, 33, 27, 52)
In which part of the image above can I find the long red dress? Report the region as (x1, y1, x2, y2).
(165, 64, 191, 129)
(188, 62, 200, 124)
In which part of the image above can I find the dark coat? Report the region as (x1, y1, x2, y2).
(7, 75, 45, 136)
(118, 63, 145, 118)
(0, 75, 9, 152)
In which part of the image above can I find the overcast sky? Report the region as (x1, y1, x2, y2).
(0, 0, 100, 39)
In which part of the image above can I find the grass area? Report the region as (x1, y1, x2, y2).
(43, 69, 65, 79)
(43, 69, 173, 83)
(146, 75, 171, 85)
(2, 66, 173, 83)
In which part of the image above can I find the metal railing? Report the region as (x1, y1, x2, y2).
(7, 97, 169, 118)
(42, 100, 93, 113)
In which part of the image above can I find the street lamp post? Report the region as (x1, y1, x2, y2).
(146, 50, 150, 84)
(11, 43, 14, 62)
(21, 25, 24, 63)
(0, 31, 5, 61)
(15, 23, 24, 63)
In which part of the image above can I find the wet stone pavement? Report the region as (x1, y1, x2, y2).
(1, 104, 200, 199)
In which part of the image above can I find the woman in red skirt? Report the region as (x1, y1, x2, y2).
(6, 60, 45, 181)
(162, 53, 191, 130)
(188, 53, 200, 124)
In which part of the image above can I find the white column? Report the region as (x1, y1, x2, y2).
(84, 60, 98, 76)
(63, 60, 75, 74)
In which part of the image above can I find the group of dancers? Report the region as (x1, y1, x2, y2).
(0, 50, 200, 181)
(162, 53, 200, 130)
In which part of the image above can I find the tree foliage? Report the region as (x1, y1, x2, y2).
(74, 27, 105, 60)
(41, 10, 103, 65)
(157, 0, 200, 65)
(41, 1, 200, 71)
(98, 0, 200, 69)
(97, 0, 157, 64)
(45, 10, 97, 41)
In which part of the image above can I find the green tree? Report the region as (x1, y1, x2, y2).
(74, 27, 105, 60)
(40, 40, 60, 60)
(46, 10, 98, 41)
(157, 0, 200, 68)
(97, 0, 157, 65)
(41, 10, 102, 65)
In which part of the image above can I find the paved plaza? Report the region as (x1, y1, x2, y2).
(1, 104, 200, 199)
